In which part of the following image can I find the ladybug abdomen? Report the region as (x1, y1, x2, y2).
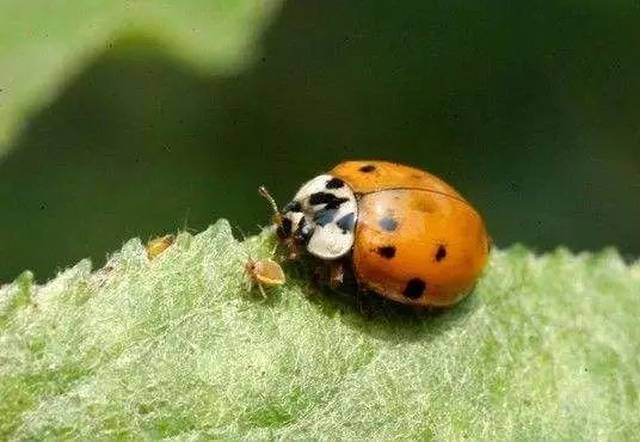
(352, 189, 489, 307)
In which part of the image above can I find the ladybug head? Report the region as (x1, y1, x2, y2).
(260, 175, 358, 261)
(259, 185, 307, 259)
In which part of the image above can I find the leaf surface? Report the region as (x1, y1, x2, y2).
(1, 221, 639, 440)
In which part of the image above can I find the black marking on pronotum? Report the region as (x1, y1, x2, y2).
(325, 198, 350, 211)
(277, 217, 293, 239)
(376, 246, 396, 259)
(309, 195, 350, 211)
(313, 208, 339, 227)
(325, 177, 345, 189)
(336, 212, 356, 234)
(379, 216, 398, 232)
(435, 244, 447, 262)
(283, 201, 302, 213)
(297, 217, 314, 244)
(308, 192, 349, 209)
(308, 192, 335, 205)
(403, 278, 426, 299)
(359, 164, 376, 173)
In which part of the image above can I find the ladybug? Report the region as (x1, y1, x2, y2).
(260, 161, 489, 307)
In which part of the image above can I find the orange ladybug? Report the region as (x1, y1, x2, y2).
(261, 161, 490, 307)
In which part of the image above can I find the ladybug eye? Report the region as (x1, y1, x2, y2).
(277, 217, 293, 239)
(283, 201, 302, 213)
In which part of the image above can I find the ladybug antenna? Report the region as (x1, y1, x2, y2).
(258, 186, 279, 214)
(258, 185, 282, 225)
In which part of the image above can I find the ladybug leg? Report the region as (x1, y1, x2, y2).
(355, 286, 374, 318)
(311, 265, 325, 286)
(310, 262, 343, 288)
(328, 261, 344, 289)
(283, 238, 301, 261)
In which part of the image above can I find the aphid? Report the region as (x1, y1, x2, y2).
(245, 257, 285, 298)
(145, 234, 175, 260)
(260, 160, 490, 307)
(236, 222, 286, 299)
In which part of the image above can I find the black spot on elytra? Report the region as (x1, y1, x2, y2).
(403, 278, 426, 299)
(336, 212, 356, 233)
(283, 201, 302, 213)
(359, 164, 376, 173)
(277, 217, 293, 239)
(435, 245, 447, 262)
(309, 192, 349, 209)
(325, 177, 345, 189)
(313, 208, 338, 226)
(376, 246, 396, 259)
(379, 216, 398, 232)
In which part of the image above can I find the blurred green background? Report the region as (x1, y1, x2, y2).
(0, 1, 638, 282)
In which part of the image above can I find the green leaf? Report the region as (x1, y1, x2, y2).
(0, 0, 282, 156)
(1, 220, 639, 439)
